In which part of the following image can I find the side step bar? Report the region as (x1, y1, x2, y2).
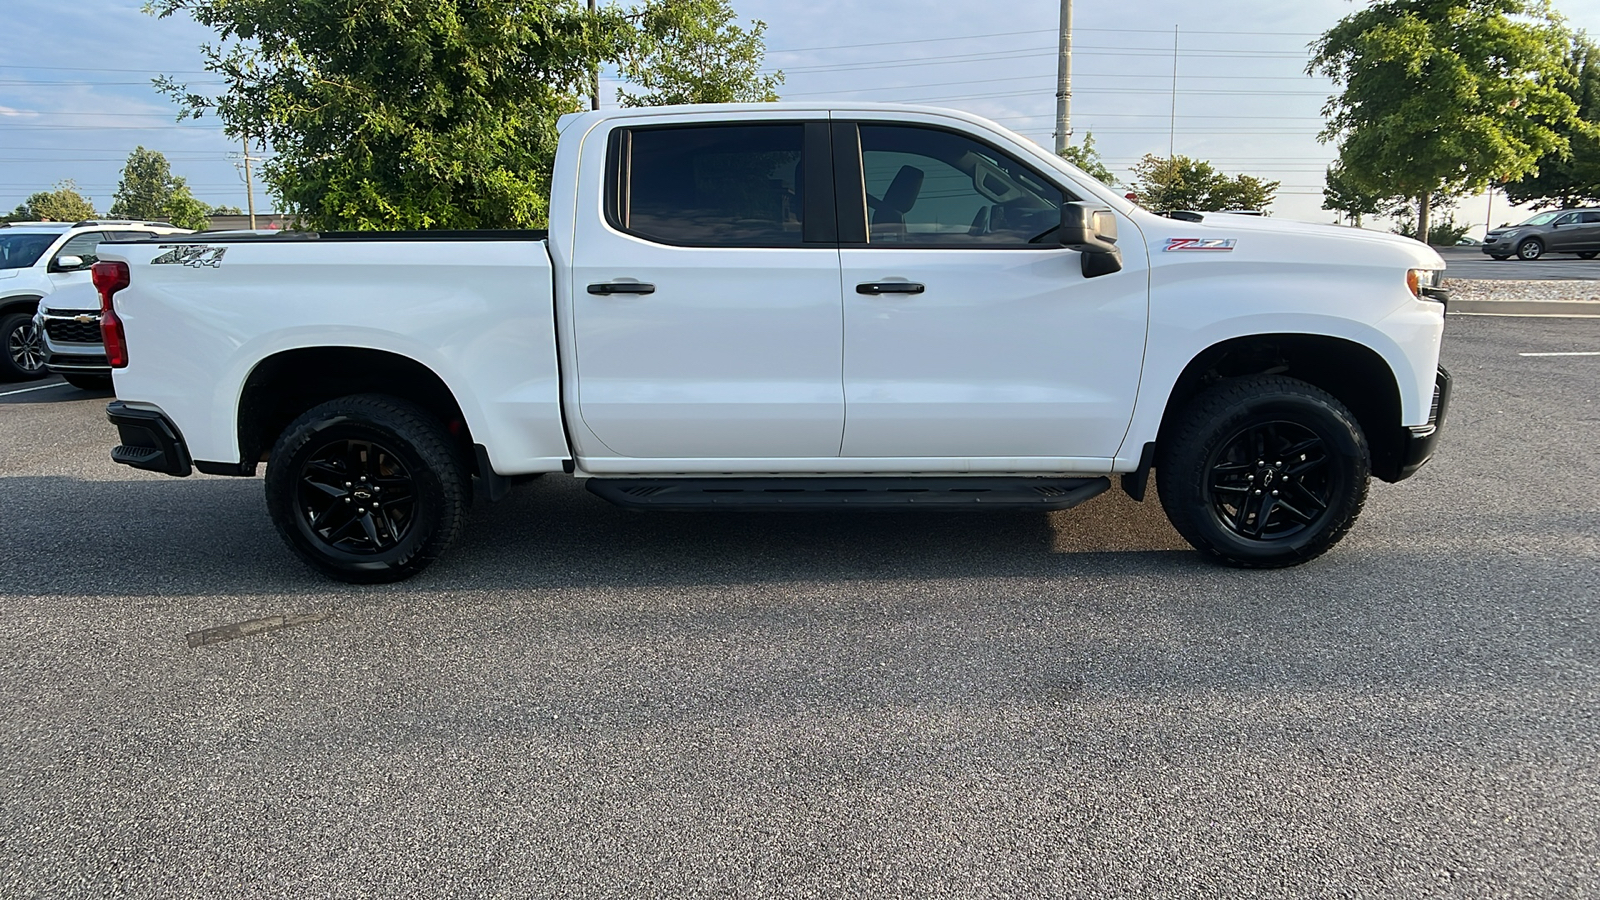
(587, 476, 1110, 511)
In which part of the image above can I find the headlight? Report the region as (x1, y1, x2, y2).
(1407, 268, 1447, 303)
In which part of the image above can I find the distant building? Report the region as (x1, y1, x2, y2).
(204, 213, 300, 232)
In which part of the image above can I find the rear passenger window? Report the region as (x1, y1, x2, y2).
(612, 124, 805, 247)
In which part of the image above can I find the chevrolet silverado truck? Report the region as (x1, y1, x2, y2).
(93, 103, 1450, 583)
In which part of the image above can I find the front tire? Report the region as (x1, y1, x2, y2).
(1490, 254, 1511, 261)
(1517, 238, 1544, 261)
(265, 394, 466, 583)
(1157, 375, 1370, 568)
(0, 312, 47, 382)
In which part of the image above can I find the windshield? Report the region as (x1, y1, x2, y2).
(0, 233, 59, 270)
(1517, 212, 1561, 227)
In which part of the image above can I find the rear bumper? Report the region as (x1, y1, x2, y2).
(106, 401, 192, 477)
(1392, 366, 1451, 481)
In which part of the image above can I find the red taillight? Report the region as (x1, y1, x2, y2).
(93, 260, 130, 368)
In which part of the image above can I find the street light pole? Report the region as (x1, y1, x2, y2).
(1055, 0, 1072, 154)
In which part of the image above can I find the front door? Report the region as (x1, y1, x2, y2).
(836, 122, 1148, 464)
(569, 121, 844, 460)
(45, 230, 109, 294)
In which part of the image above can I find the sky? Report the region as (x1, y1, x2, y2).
(4, 0, 1600, 231)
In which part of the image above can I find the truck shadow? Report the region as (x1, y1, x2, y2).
(0, 473, 1193, 599)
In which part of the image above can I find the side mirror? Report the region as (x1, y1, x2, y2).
(1059, 202, 1124, 278)
(50, 255, 86, 272)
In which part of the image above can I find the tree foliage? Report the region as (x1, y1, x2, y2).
(1058, 132, 1116, 187)
(1391, 212, 1472, 245)
(150, 0, 635, 231)
(5, 181, 97, 222)
(1310, 0, 1585, 239)
(108, 146, 211, 230)
(1129, 155, 1280, 212)
(1322, 163, 1391, 226)
(618, 0, 781, 106)
(1503, 33, 1600, 209)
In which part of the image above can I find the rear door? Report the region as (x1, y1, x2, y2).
(834, 120, 1148, 465)
(567, 120, 844, 460)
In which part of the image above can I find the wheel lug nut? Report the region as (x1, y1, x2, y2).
(344, 498, 351, 503)
(1271, 490, 1279, 497)
(1255, 490, 1262, 495)
(344, 482, 352, 488)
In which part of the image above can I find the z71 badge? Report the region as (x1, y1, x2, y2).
(151, 245, 227, 268)
(1165, 238, 1237, 252)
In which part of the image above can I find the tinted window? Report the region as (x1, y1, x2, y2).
(859, 125, 1065, 247)
(620, 124, 805, 247)
(0, 233, 58, 270)
(1554, 213, 1581, 226)
(54, 231, 109, 265)
(1581, 212, 1600, 224)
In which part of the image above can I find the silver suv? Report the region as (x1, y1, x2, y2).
(1482, 209, 1600, 261)
(0, 220, 189, 382)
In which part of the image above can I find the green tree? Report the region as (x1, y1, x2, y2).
(1504, 34, 1600, 209)
(618, 0, 781, 106)
(1310, 0, 1585, 241)
(1322, 162, 1391, 226)
(108, 146, 211, 230)
(1058, 132, 1116, 187)
(151, 0, 634, 231)
(1392, 212, 1472, 245)
(5, 181, 97, 222)
(1129, 154, 1280, 212)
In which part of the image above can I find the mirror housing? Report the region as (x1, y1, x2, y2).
(50, 255, 86, 272)
(1059, 202, 1123, 278)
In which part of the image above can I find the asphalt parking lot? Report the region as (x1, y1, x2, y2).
(1, 314, 1597, 898)
(1438, 245, 1600, 280)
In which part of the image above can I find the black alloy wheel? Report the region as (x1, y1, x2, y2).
(296, 438, 419, 555)
(1204, 420, 1334, 542)
(0, 312, 47, 381)
(1157, 375, 1369, 568)
(1517, 238, 1544, 261)
(265, 394, 466, 583)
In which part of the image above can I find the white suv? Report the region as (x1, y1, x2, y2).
(0, 220, 189, 382)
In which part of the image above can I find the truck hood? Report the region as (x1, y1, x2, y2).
(1141, 212, 1445, 270)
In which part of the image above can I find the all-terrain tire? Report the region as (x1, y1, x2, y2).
(265, 394, 466, 583)
(1156, 375, 1370, 568)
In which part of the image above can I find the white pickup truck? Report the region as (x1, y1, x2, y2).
(94, 103, 1450, 583)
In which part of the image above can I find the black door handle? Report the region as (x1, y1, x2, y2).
(856, 282, 925, 295)
(588, 282, 656, 295)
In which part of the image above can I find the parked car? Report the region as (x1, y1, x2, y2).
(32, 281, 111, 390)
(0, 220, 189, 381)
(96, 102, 1450, 583)
(1482, 209, 1600, 260)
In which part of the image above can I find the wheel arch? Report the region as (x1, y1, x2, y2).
(237, 346, 477, 474)
(1153, 333, 1409, 482)
(0, 294, 44, 316)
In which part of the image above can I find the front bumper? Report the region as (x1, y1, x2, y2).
(39, 307, 109, 374)
(107, 401, 192, 477)
(1480, 238, 1512, 256)
(1392, 366, 1451, 481)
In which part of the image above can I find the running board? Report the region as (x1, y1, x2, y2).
(587, 476, 1110, 510)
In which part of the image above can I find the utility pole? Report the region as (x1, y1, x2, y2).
(1168, 25, 1179, 164)
(1054, 0, 1072, 154)
(241, 134, 260, 230)
(588, 0, 600, 111)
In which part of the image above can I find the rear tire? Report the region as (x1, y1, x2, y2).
(265, 394, 466, 583)
(63, 373, 113, 391)
(1157, 375, 1370, 568)
(1579, 251, 1598, 260)
(0, 312, 46, 382)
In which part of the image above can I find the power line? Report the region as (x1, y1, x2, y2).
(765, 25, 1321, 54)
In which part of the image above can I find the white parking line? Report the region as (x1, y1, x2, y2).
(0, 381, 72, 398)
(1519, 351, 1600, 357)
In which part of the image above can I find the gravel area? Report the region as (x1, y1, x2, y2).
(1444, 278, 1600, 302)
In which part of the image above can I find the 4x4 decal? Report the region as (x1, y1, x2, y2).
(151, 245, 227, 268)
